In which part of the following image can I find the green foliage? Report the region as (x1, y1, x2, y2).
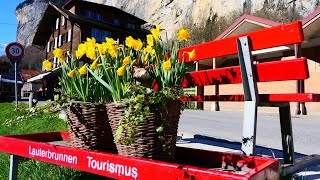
(59, 55, 110, 103)
(0, 102, 115, 179)
(115, 85, 183, 145)
(87, 43, 137, 102)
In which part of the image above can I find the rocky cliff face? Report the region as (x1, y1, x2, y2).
(15, 0, 68, 46)
(16, 0, 320, 46)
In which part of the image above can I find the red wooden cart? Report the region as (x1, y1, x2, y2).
(0, 132, 279, 179)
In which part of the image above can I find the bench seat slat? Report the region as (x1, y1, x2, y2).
(179, 21, 303, 62)
(180, 93, 320, 102)
(182, 58, 308, 87)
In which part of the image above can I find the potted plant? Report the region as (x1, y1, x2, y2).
(47, 39, 116, 152)
(88, 25, 195, 161)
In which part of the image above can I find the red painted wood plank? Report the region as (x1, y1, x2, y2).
(0, 132, 279, 180)
(180, 93, 320, 102)
(182, 58, 309, 87)
(179, 21, 303, 62)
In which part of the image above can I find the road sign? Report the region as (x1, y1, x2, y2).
(5, 42, 25, 110)
(5, 42, 25, 60)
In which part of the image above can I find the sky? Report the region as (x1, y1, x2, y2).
(0, 0, 24, 56)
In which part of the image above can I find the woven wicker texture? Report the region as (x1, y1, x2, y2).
(106, 100, 181, 161)
(66, 101, 116, 153)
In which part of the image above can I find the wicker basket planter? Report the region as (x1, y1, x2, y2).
(66, 101, 116, 152)
(106, 100, 181, 161)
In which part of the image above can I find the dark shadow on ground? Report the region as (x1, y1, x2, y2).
(177, 135, 320, 179)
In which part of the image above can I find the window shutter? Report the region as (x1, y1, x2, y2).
(53, 57, 57, 68)
(56, 18, 59, 30)
(67, 29, 72, 42)
(54, 37, 58, 47)
(61, 16, 65, 26)
(47, 42, 50, 52)
(58, 35, 62, 47)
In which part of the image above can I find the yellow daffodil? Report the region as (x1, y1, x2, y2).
(97, 43, 107, 55)
(122, 56, 131, 65)
(108, 45, 118, 57)
(76, 50, 85, 59)
(144, 54, 149, 61)
(67, 69, 76, 78)
(125, 36, 134, 47)
(78, 43, 87, 52)
(146, 34, 154, 47)
(90, 59, 99, 70)
(76, 43, 87, 59)
(85, 37, 96, 47)
(144, 45, 155, 55)
(58, 55, 66, 63)
(105, 37, 117, 46)
(53, 48, 64, 58)
(86, 46, 96, 60)
(132, 39, 143, 51)
(117, 66, 126, 76)
(151, 24, 161, 40)
(163, 59, 171, 70)
(78, 64, 87, 75)
(177, 28, 190, 42)
(43, 60, 53, 71)
(187, 49, 196, 60)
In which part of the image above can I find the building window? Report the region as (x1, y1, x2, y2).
(91, 28, 111, 42)
(85, 10, 103, 21)
(58, 34, 67, 47)
(55, 18, 59, 30)
(50, 41, 54, 51)
(53, 57, 57, 68)
(127, 23, 135, 30)
(61, 34, 66, 45)
(58, 35, 62, 47)
(85, 10, 95, 19)
(67, 29, 72, 42)
(114, 19, 120, 26)
(61, 16, 65, 26)
(47, 42, 50, 52)
(95, 13, 103, 21)
(54, 37, 58, 47)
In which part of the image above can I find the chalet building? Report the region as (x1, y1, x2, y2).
(28, 0, 149, 99)
(32, 0, 149, 70)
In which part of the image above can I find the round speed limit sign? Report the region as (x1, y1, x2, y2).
(5, 42, 25, 60)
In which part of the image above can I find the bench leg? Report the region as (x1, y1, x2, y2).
(241, 101, 258, 156)
(279, 104, 295, 165)
(9, 155, 19, 180)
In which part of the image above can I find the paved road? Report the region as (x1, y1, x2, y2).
(178, 110, 320, 155)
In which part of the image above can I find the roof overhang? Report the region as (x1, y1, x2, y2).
(215, 14, 280, 40)
(27, 69, 60, 83)
(302, 7, 320, 42)
(32, 3, 61, 47)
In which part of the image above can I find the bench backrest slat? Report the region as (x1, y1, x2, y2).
(179, 21, 304, 62)
(182, 58, 309, 88)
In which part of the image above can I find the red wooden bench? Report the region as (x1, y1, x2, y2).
(179, 21, 320, 166)
(0, 21, 319, 179)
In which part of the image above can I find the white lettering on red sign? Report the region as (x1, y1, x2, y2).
(87, 156, 138, 179)
(28, 146, 78, 165)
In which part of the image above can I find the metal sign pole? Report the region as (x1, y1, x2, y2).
(14, 61, 18, 110)
(5, 42, 25, 110)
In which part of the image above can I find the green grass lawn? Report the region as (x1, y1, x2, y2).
(0, 101, 110, 179)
